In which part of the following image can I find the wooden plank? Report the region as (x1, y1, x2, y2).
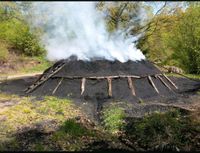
(127, 77, 136, 96)
(52, 78, 63, 94)
(157, 75, 172, 91)
(81, 78, 86, 95)
(107, 77, 112, 97)
(162, 74, 178, 89)
(148, 76, 159, 93)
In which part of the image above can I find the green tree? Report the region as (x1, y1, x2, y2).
(170, 5, 200, 74)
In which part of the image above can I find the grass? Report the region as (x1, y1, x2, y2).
(0, 93, 115, 151)
(21, 56, 52, 74)
(166, 73, 200, 80)
(0, 54, 52, 76)
(0, 93, 82, 146)
(102, 103, 126, 134)
(125, 109, 200, 151)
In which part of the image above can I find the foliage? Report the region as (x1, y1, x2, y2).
(170, 5, 200, 74)
(102, 103, 125, 133)
(0, 2, 46, 57)
(0, 40, 9, 62)
(125, 109, 200, 151)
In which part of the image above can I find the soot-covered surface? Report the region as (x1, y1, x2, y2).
(51, 59, 161, 77)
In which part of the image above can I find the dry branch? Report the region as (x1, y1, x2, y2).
(81, 78, 86, 95)
(162, 74, 178, 89)
(127, 77, 136, 96)
(52, 78, 63, 95)
(148, 76, 159, 93)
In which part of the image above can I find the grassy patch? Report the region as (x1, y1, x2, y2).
(102, 103, 126, 134)
(0, 93, 82, 146)
(125, 109, 200, 151)
(166, 73, 200, 80)
(21, 56, 52, 74)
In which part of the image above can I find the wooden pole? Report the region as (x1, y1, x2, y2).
(127, 77, 136, 96)
(52, 78, 63, 94)
(162, 74, 178, 89)
(107, 77, 112, 97)
(81, 78, 86, 95)
(148, 76, 159, 93)
(157, 75, 172, 91)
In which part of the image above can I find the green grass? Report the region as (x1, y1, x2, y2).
(20, 56, 52, 74)
(166, 73, 200, 80)
(125, 109, 200, 151)
(102, 103, 126, 133)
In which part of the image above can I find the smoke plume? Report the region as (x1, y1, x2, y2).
(28, 2, 145, 62)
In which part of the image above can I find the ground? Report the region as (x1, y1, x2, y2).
(0, 56, 200, 151)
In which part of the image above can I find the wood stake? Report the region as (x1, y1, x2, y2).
(81, 78, 86, 95)
(148, 76, 159, 93)
(127, 77, 136, 96)
(162, 74, 178, 89)
(107, 77, 112, 97)
(52, 78, 63, 94)
(157, 75, 172, 91)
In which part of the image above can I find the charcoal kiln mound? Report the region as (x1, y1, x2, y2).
(24, 57, 188, 102)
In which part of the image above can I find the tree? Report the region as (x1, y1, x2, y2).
(170, 5, 200, 74)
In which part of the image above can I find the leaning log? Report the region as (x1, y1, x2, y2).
(52, 77, 63, 94)
(81, 78, 86, 95)
(107, 77, 112, 97)
(157, 75, 172, 91)
(162, 74, 178, 89)
(127, 77, 136, 96)
(148, 76, 159, 93)
(25, 62, 66, 93)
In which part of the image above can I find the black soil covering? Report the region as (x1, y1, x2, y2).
(52, 59, 161, 77)
(0, 58, 200, 120)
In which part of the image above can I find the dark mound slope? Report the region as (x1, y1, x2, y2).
(24, 59, 182, 102)
(51, 59, 161, 77)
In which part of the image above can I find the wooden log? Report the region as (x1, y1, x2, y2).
(162, 74, 178, 89)
(81, 78, 86, 95)
(157, 75, 172, 91)
(107, 77, 112, 97)
(53, 75, 141, 80)
(25, 63, 66, 93)
(52, 78, 63, 94)
(147, 76, 159, 93)
(127, 77, 136, 96)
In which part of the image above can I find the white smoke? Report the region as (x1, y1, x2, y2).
(28, 2, 145, 62)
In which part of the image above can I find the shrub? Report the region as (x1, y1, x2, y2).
(13, 27, 46, 57)
(0, 40, 8, 62)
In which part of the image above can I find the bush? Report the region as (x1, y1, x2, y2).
(0, 41, 8, 62)
(169, 6, 200, 74)
(0, 18, 46, 57)
(13, 26, 46, 57)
